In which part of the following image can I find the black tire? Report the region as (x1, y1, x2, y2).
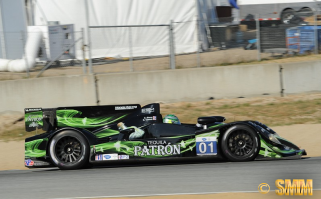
(299, 8, 313, 17)
(220, 125, 259, 162)
(281, 9, 295, 24)
(49, 131, 89, 170)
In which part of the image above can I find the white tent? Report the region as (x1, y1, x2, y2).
(32, 0, 220, 59)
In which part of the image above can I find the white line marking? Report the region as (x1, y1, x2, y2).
(51, 189, 321, 199)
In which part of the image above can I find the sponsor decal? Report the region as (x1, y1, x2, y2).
(95, 154, 118, 161)
(25, 108, 41, 112)
(26, 114, 43, 128)
(25, 159, 34, 166)
(147, 140, 167, 145)
(115, 106, 137, 110)
(102, 154, 118, 160)
(118, 155, 129, 160)
(29, 122, 39, 128)
(25, 160, 50, 167)
(32, 161, 50, 166)
(141, 108, 155, 114)
(26, 115, 43, 122)
(134, 141, 181, 156)
(95, 154, 103, 161)
(143, 116, 157, 121)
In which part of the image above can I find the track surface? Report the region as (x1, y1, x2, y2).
(0, 157, 320, 199)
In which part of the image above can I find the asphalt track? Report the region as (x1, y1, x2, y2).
(0, 157, 320, 199)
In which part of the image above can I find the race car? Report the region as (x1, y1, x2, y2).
(24, 103, 306, 170)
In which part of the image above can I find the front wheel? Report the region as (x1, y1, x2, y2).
(221, 125, 259, 162)
(49, 131, 89, 170)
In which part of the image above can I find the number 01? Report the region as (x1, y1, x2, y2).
(198, 142, 214, 153)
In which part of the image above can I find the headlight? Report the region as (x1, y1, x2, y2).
(260, 128, 281, 145)
(268, 133, 282, 145)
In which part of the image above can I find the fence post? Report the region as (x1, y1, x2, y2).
(81, 28, 86, 74)
(279, 65, 285, 97)
(196, 17, 201, 68)
(0, 7, 6, 59)
(256, 14, 261, 61)
(128, 27, 133, 72)
(169, 20, 176, 69)
(84, 0, 93, 74)
(21, 31, 30, 78)
(314, 9, 319, 54)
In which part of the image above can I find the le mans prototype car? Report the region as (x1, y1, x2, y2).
(24, 103, 306, 170)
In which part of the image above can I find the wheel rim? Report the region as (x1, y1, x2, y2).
(55, 136, 82, 163)
(283, 13, 294, 24)
(227, 130, 254, 157)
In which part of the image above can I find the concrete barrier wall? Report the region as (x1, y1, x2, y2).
(282, 61, 321, 94)
(0, 75, 96, 112)
(1, 61, 320, 113)
(97, 63, 281, 105)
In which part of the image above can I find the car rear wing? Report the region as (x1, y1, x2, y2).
(25, 108, 58, 132)
(24, 104, 142, 132)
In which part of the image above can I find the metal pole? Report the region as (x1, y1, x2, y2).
(169, 20, 176, 69)
(128, 27, 133, 72)
(314, 8, 319, 54)
(0, 6, 6, 59)
(196, 17, 201, 68)
(81, 28, 86, 74)
(168, 24, 171, 69)
(21, 31, 30, 78)
(84, 0, 93, 74)
(256, 14, 261, 61)
(27, 0, 34, 25)
(279, 65, 285, 97)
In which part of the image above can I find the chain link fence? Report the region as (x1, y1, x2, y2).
(88, 24, 173, 74)
(0, 29, 85, 79)
(1, 11, 321, 80)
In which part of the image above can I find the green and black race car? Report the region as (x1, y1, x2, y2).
(24, 103, 306, 170)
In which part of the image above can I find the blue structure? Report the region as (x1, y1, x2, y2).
(287, 26, 321, 54)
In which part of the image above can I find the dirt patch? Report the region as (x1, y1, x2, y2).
(0, 111, 37, 141)
(160, 93, 321, 126)
(0, 141, 26, 170)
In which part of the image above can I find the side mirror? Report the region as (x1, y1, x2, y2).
(197, 116, 226, 129)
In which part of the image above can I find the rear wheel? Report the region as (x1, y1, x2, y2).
(220, 125, 259, 162)
(49, 131, 89, 170)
